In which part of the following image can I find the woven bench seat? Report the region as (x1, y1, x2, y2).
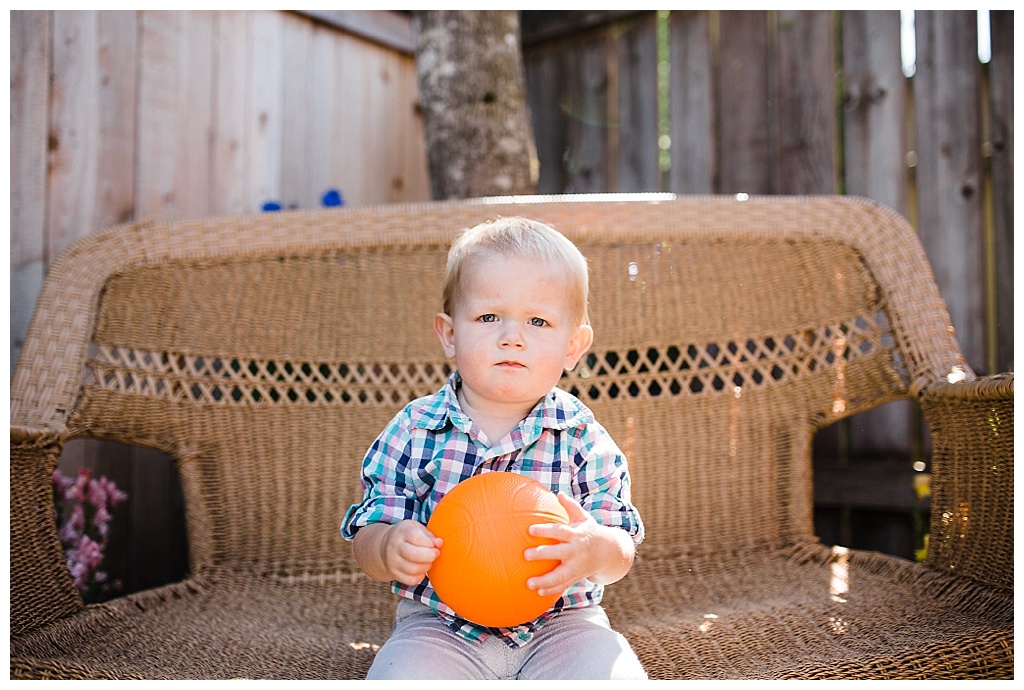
(10, 570, 390, 679)
(608, 543, 1011, 679)
(9, 543, 1010, 680)
(10, 195, 1012, 679)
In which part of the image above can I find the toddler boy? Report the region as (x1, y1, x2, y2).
(341, 216, 646, 679)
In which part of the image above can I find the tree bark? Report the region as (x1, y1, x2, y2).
(412, 10, 538, 200)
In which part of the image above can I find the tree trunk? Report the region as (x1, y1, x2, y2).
(412, 10, 538, 200)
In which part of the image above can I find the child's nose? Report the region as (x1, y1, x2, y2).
(499, 324, 526, 349)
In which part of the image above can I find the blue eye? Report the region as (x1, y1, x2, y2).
(480, 314, 497, 323)
(529, 317, 548, 327)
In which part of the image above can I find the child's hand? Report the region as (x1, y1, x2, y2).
(523, 493, 635, 598)
(379, 520, 443, 586)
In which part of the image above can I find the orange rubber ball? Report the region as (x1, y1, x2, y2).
(426, 472, 570, 628)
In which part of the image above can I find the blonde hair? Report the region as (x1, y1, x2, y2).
(441, 216, 590, 326)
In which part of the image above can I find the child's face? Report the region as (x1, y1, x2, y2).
(435, 253, 593, 415)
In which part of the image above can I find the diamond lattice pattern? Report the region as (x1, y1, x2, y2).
(85, 310, 898, 407)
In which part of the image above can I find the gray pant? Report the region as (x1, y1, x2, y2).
(366, 599, 648, 680)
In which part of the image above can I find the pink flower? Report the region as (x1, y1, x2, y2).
(53, 468, 128, 600)
(66, 534, 105, 593)
(58, 514, 83, 544)
(68, 558, 89, 589)
(53, 469, 75, 496)
(69, 467, 92, 502)
(76, 534, 104, 570)
(96, 476, 128, 508)
(68, 503, 86, 533)
(92, 504, 112, 537)
(86, 480, 108, 509)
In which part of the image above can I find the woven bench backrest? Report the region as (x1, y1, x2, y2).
(12, 196, 966, 573)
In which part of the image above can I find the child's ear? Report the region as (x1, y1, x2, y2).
(564, 324, 594, 371)
(434, 313, 457, 359)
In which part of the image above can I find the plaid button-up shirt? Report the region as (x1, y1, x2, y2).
(341, 371, 644, 648)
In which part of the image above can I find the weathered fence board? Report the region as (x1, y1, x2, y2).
(667, 11, 714, 193)
(716, 11, 774, 194)
(525, 44, 569, 194)
(210, 10, 252, 216)
(569, 35, 613, 194)
(281, 15, 321, 210)
(913, 10, 986, 375)
(841, 10, 909, 213)
(247, 11, 286, 213)
(137, 10, 215, 219)
(529, 31, 614, 194)
(10, 11, 50, 375)
(336, 34, 414, 204)
(775, 10, 838, 194)
(987, 11, 1013, 376)
(47, 11, 138, 264)
(614, 13, 660, 192)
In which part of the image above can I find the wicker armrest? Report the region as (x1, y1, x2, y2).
(9, 426, 83, 636)
(916, 373, 1013, 591)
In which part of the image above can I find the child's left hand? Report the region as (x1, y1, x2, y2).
(523, 492, 635, 598)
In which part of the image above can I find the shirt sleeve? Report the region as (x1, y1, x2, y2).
(340, 408, 421, 540)
(571, 420, 645, 546)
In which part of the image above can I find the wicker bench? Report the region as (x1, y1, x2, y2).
(10, 195, 1013, 679)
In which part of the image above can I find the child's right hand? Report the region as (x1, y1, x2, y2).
(379, 520, 443, 586)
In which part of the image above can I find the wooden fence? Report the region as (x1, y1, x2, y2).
(523, 9, 1012, 377)
(9, 10, 1012, 587)
(11, 9, 429, 372)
